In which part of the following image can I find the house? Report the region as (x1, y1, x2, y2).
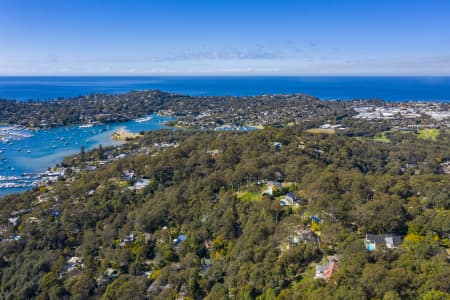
(40, 169, 65, 178)
(263, 181, 282, 196)
(206, 149, 221, 156)
(280, 226, 320, 251)
(120, 233, 136, 246)
(279, 196, 299, 207)
(440, 161, 450, 174)
(9, 235, 21, 241)
(135, 178, 150, 189)
(97, 268, 119, 285)
(36, 194, 49, 204)
(365, 233, 402, 251)
(8, 217, 20, 226)
(26, 216, 40, 224)
(315, 256, 339, 280)
(148, 281, 173, 294)
(310, 215, 321, 224)
(116, 154, 128, 159)
(2, 235, 21, 242)
(161, 142, 178, 148)
(280, 198, 291, 206)
(288, 227, 320, 248)
(296, 227, 320, 244)
(66, 256, 83, 272)
(128, 178, 150, 190)
(285, 192, 298, 203)
(147, 281, 173, 294)
(85, 165, 97, 172)
(268, 181, 282, 189)
(98, 160, 108, 166)
(405, 163, 418, 169)
(123, 171, 135, 181)
(273, 142, 282, 150)
(105, 268, 119, 279)
(282, 192, 301, 206)
(173, 234, 187, 247)
(124, 233, 135, 243)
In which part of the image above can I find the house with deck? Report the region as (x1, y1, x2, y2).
(315, 256, 339, 280)
(365, 233, 402, 251)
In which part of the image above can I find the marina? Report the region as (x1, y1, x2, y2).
(0, 114, 173, 197)
(0, 126, 34, 143)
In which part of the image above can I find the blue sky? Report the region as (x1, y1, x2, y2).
(1, 0, 450, 75)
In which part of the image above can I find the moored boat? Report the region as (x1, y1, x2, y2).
(134, 116, 152, 123)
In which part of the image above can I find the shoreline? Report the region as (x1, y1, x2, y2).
(0, 114, 174, 197)
(1, 77, 450, 102)
(111, 128, 143, 141)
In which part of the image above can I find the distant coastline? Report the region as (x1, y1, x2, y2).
(1, 76, 450, 102)
(0, 79, 449, 196)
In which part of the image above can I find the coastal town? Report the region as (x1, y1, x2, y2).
(1, 90, 449, 131)
(0, 92, 449, 299)
(1, 91, 449, 192)
(2, 0, 450, 298)
(352, 101, 450, 128)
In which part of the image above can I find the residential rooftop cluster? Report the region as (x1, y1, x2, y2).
(353, 102, 450, 128)
(1, 90, 449, 132)
(1, 91, 349, 130)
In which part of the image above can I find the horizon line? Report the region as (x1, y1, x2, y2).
(1, 74, 450, 77)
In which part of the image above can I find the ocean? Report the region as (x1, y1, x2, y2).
(0, 76, 449, 102)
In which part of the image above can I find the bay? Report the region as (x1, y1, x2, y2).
(2, 75, 450, 197)
(0, 114, 173, 197)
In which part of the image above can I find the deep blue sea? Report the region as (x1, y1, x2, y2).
(0, 76, 450, 101)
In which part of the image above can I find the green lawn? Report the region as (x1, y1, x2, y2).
(417, 129, 440, 141)
(373, 131, 390, 143)
(236, 190, 263, 202)
(305, 128, 336, 134)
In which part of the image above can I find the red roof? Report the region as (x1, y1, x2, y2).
(323, 261, 338, 280)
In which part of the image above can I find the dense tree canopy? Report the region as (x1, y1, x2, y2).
(0, 127, 448, 299)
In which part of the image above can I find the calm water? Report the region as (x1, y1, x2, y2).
(0, 76, 450, 101)
(0, 115, 172, 197)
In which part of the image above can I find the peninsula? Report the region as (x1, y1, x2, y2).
(0, 90, 449, 131)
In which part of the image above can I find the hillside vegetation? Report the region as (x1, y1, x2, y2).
(0, 128, 449, 299)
